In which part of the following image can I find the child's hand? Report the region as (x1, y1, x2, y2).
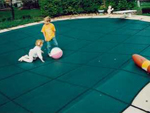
(41, 59, 45, 63)
(41, 51, 44, 54)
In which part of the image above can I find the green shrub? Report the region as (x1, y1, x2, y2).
(81, 0, 100, 13)
(62, 0, 82, 14)
(39, 0, 136, 17)
(105, 0, 135, 11)
(106, 0, 116, 9)
(117, 0, 128, 10)
(22, 15, 31, 19)
(39, 0, 62, 17)
(39, 0, 101, 17)
(128, 1, 136, 9)
(7, 17, 12, 21)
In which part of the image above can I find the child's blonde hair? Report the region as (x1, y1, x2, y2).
(35, 39, 44, 46)
(44, 16, 51, 22)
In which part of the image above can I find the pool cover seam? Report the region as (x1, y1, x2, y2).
(0, 22, 149, 56)
(56, 63, 150, 112)
(56, 19, 136, 41)
(0, 32, 67, 56)
(0, 18, 150, 112)
(131, 104, 149, 113)
(0, 29, 94, 56)
(0, 16, 149, 34)
(4, 66, 86, 103)
(0, 51, 149, 84)
(55, 69, 117, 113)
(0, 46, 115, 109)
(0, 33, 145, 82)
(61, 20, 130, 34)
(0, 34, 149, 57)
(92, 23, 150, 79)
(94, 89, 149, 113)
(0, 91, 32, 113)
(0, 50, 149, 71)
(0, 39, 95, 81)
(0, 21, 149, 71)
(13, 61, 149, 113)
(0, 37, 79, 68)
(60, 25, 129, 42)
(0, 39, 96, 103)
(0, 55, 146, 108)
(0, 30, 36, 44)
(0, 44, 33, 56)
(61, 23, 148, 56)
(55, 28, 140, 112)
(61, 33, 149, 46)
(57, 68, 136, 113)
(56, 37, 150, 111)
(54, 60, 150, 79)
(139, 45, 150, 54)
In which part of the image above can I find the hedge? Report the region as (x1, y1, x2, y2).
(39, 0, 136, 17)
(39, 0, 102, 17)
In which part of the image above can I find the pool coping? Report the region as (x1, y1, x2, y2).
(0, 14, 150, 33)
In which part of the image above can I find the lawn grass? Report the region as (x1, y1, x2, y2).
(0, 9, 43, 30)
(141, 2, 150, 7)
(143, 13, 150, 16)
(0, 8, 42, 19)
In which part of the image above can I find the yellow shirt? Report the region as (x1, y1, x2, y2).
(41, 23, 56, 41)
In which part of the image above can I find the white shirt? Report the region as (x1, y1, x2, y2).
(29, 46, 43, 60)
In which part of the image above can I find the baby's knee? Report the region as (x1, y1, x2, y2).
(28, 58, 33, 63)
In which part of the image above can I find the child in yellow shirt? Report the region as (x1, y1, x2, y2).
(41, 16, 58, 55)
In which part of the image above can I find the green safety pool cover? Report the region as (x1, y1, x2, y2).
(0, 18, 150, 113)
